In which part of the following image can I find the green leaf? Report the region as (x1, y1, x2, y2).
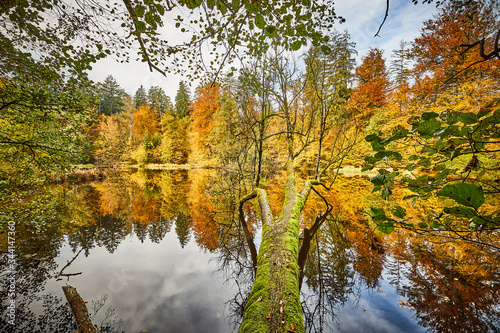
(392, 206, 407, 219)
(136, 21, 146, 33)
(370, 173, 386, 186)
(134, 5, 146, 17)
(443, 206, 478, 218)
(155, 4, 165, 15)
(382, 187, 392, 200)
(377, 222, 395, 234)
(365, 133, 381, 142)
(392, 151, 403, 161)
(438, 183, 484, 209)
(321, 45, 331, 55)
(422, 112, 439, 120)
(458, 112, 478, 124)
(417, 118, 441, 138)
(265, 25, 277, 38)
(296, 24, 307, 36)
(418, 222, 428, 228)
(290, 40, 302, 50)
(217, 1, 227, 14)
(408, 155, 419, 161)
(430, 221, 443, 229)
(370, 207, 387, 222)
(255, 14, 265, 29)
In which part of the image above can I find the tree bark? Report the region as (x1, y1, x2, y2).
(62, 285, 96, 333)
(239, 161, 318, 333)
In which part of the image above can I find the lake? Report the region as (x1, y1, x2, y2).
(1, 169, 499, 332)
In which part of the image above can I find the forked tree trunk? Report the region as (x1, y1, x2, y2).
(239, 160, 318, 333)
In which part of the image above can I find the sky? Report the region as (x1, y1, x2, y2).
(88, 0, 438, 100)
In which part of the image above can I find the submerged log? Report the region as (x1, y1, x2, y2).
(62, 285, 96, 333)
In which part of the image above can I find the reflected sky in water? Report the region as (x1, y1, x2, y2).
(47, 230, 235, 333)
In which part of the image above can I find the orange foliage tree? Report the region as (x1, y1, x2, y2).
(349, 47, 390, 120)
(188, 84, 220, 164)
(411, 0, 500, 98)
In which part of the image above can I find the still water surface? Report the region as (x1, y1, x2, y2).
(1, 169, 499, 332)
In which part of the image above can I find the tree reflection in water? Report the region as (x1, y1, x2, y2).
(1, 169, 499, 332)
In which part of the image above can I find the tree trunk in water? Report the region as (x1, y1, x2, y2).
(62, 285, 96, 333)
(239, 160, 317, 333)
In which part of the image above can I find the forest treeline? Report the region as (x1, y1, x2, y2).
(89, 0, 500, 177)
(1, 1, 498, 188)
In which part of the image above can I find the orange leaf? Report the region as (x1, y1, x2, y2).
(288, 324, 296, 332)
(265, 314, 272, 319)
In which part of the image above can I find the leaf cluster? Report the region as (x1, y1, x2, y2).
(364, 100, 500, 234)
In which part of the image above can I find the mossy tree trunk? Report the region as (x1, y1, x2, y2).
(239, 159, 319, 333)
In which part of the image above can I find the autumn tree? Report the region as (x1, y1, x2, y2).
(188, 83, 221, 163)
(161, 114, 189, 164)
(411, 0, 500, 98)
(349, 48, 390, 118)
(237, 44, 361, 332)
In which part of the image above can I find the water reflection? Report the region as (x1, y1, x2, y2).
(0, 169, 499, 332)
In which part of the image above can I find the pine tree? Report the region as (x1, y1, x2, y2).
(390, 40, 411, 87)
(97, 75, 126, 115)
(134, 85, 148, 108)
(175, 81, 191, 118)
(148, 86, 172, 121)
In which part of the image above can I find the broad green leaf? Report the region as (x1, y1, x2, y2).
(408, 155, 419, 161)
(155, 4, 165, 15)
(458, 112, 478, 124)
(422, 112, 439, 120)
(377, 223, 395, 234)
(392, 151, 403, 161)
(417, 118, 441, 138)
(391, 206, 407, 219)
(430, 221, 443, 229)
(370, 173, 386, 186)
(382, 187, 392, 200)
(136, 21, 146, 33)
(370, 207, 387, 222)
(217, 1, 227, 14)
(438, 183, 484, 209)
(365, 133, 381, 142)
(296, 24, 307, 36)
(443, 206, 478, 218)
(290, 40, 302, 50)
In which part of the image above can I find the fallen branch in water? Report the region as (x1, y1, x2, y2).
(62, 285, 96, 333)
